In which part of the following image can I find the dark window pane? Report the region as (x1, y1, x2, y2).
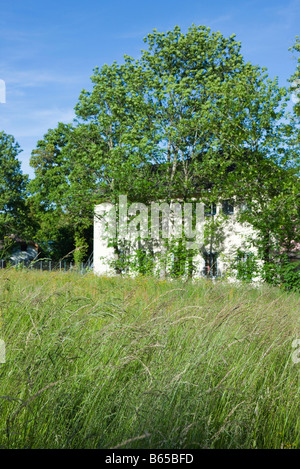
(222, 200, 234, 215)
(203, 253, 218, 277)
(204, 202, 216, 216)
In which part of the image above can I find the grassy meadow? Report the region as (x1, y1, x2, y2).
(0, 268, 299, 449)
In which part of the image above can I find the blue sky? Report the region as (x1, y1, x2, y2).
(0, 0, 299, 178)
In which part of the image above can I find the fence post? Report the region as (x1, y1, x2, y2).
(49, 260, 51, 272)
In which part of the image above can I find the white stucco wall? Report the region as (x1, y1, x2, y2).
(94, 203, 117, 275)
(93, 200, 259, 278)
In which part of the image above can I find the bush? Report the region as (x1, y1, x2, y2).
(262, 254, 300, 292)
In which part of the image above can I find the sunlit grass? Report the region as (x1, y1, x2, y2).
(0, 269, 299, 448)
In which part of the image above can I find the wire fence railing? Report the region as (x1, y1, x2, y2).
(0, 256, 93, 273)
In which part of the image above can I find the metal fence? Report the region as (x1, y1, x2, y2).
(0, 253, 93, 273)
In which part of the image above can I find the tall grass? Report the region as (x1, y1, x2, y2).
(0, 269, 299, 448)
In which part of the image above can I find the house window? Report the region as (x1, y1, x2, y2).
(204, 202, 216, 216)
(222, 200, 234, 215)
(203, 252, 218, 277)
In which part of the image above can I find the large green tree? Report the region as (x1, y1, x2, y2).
(29, 123, 96, 260)
(74, 26, 288, 204)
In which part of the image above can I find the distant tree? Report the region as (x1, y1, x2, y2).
(0, 131, 29, 239)
(29, 122, 108, 262)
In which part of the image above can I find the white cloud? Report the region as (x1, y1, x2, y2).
(1, 69, 86, 89)
(0, 104, 75, 137)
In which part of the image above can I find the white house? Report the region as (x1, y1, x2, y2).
(93, 196, 261, 280)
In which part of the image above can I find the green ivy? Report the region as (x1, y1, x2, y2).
(233, 250, 259, 283)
